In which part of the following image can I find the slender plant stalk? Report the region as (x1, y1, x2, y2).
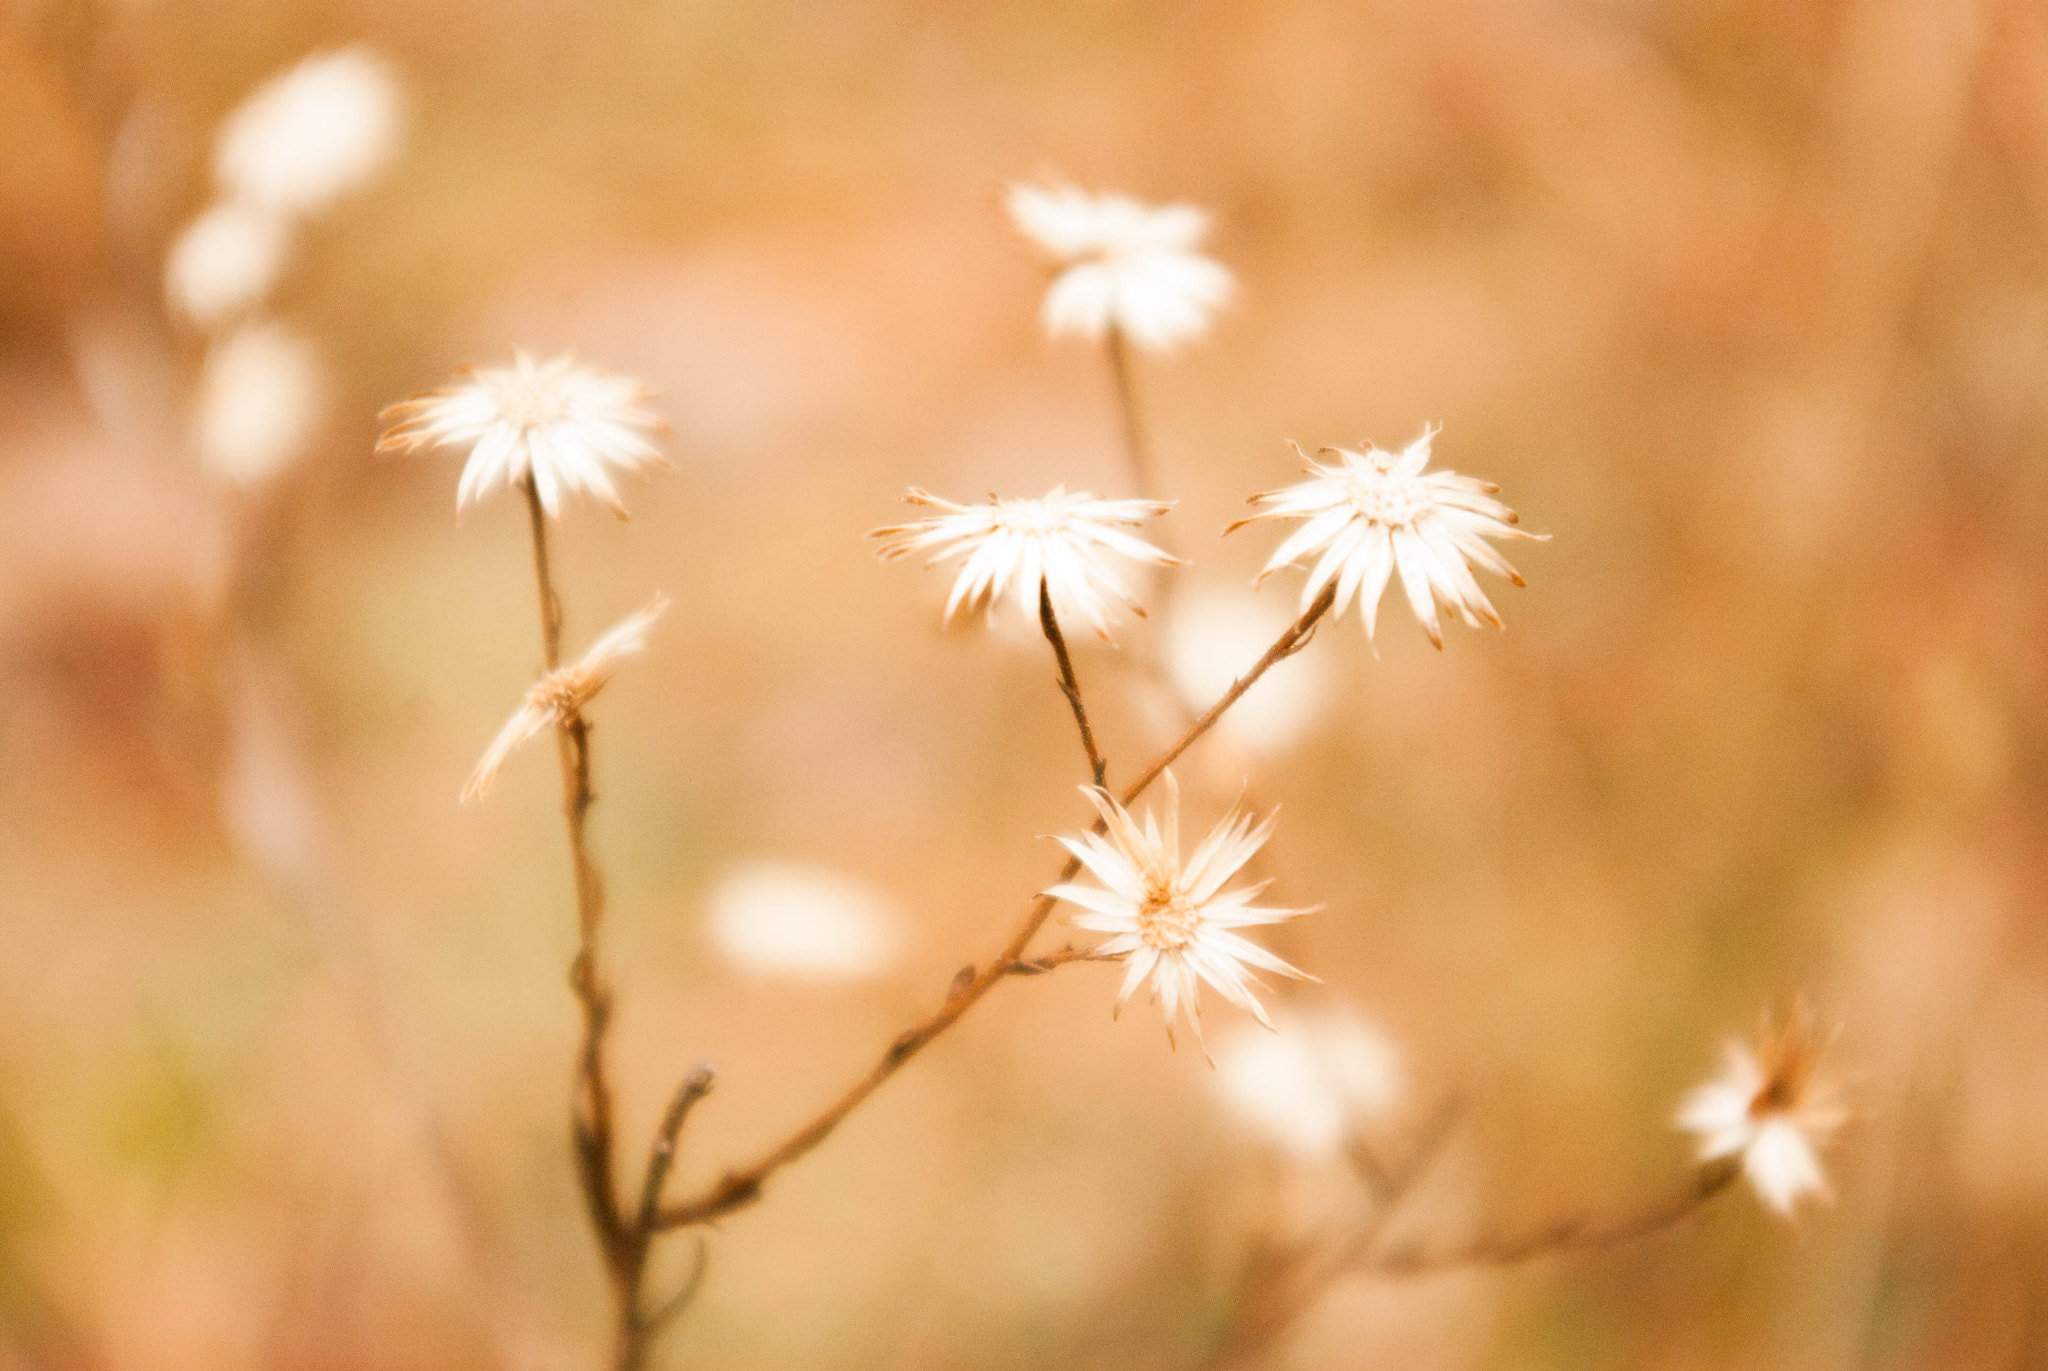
(1212, 1128, 1735, 1369)
(654, 581, 1338, 1233)
(519, 477, 711, 1371)
(1104, 326, 1160, 508)
(1354, 1155, 1741, 1279)
(1038, 578, 1108, 787)
(1209, 1101, 1460, 1370)
(1101, 326, 1188, 697)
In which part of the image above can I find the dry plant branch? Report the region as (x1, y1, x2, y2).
(1210, 1113, 1736, 1370)
(1355, 1155, 1742, 1279)
(652, 581, 1339, 1233)
(1038, 577, 1109, 787)
(1207, 1098, 1461, 1371)
(517, 477, 711, 1371)
(1105, 325, 1159, 507)
(520, 478, 624, 1251)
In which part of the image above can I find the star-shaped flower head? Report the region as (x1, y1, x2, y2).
(1229, 427, 1542, 648)
(463, 596, 667, 802)
(378, 351, 664, 518)
(1005, 182, 1234, 353)
(869, 486, 1177, 643)
(1676, 1002, 1849, 1219)
(1046, 774, 1315, 1051)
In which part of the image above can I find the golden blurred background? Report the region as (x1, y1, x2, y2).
(3, 0, 2047, 1366)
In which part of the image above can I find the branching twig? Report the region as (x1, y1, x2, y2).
(1038, 577, 1108, 787)
(1208, 1099, 1460, 1370)
(653, 583, 1339, 1233)
(521, 478, 627, 1271)
(520, 478, 722, 1371)
(1356, 1155, 1742, 1279)
(635, 1067, 718, 1242)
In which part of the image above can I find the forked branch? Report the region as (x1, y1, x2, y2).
(652, 581, 1339, 1233)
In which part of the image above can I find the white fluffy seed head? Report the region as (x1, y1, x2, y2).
(194, 322, 325, 486)
(869, 486, 1178, 644)
(1675, 1004, 1849, 1219)
(164, 200, 292, 325)
(1214, 1006, 1403, 1157)
(215, 47, 403, 217)
(1005, 181, 1233, 353)
(377, 352, 666, 519)
(1233, 427, 1543, 649)
(707, 860, 901, 982)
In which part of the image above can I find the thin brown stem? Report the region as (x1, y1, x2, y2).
(653, 583, 1337, 1233)
(610, 1067, 717, 1371)
(1038, 578, 1107, 788)
(519, 478, 638, 1359)
(1354, 1155, 1742, 1279)
(1120, 582, 1335, 803)
(635, 1067, 718, 1245)
(1105, 326, 1158, 505)
(1207, 1099, 1460, 1371)
(523, 478, 566, 669)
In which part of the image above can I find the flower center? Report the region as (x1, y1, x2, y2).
(1136, 887, 1201, 951)
(999, 501, 1067, 537)
(528, 666, 595, 717)
(1748, 1075, 1796, 1119)
(1346, 471, 1431, 528)
(492, 376, 571, 432)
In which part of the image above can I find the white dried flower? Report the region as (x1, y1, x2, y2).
(1677, 1004, 1849, 1218)
(1214, 1006, 1403, 1157)
(164, 200, 291, 325)
(706, 860, 900, 982)
(215, 47, 403, 217)
(1231, 427, 1542, 648)
(869, 486, 1177, 643)
(378, 352, 665, 519)
(463, 597, 667, 802)
(1005, 182, 1233, 353)
(194, 322, 325, 486)
(1046, 774, 1314, 1050)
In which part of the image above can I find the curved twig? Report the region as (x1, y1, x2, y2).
(1355, 1156, 1742, 1279)
(653, 583, 1339, 1233)
(1039, 577, 1108, 787)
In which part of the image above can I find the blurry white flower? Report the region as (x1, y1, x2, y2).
(194, 322, 325, 486)
(707, 860, 900, 982)
(1166, 586, 1332, 754)
(463, 597, 667, 802)
(869, 486, 1177, 643)
(215, 47, 403, 217)
(1231, 427, 1542, 649)
(1047, 774, 1313, 1049)
(1214, 1007, 1403, 1157)
(1005, 182, 1233, 353)
(378, 352, 665, 518)
(164, 200, 291, 325)
(1677, 1004, 1849, 1218)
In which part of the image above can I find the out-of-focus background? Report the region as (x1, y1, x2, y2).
(3, 0, 2046, 1367)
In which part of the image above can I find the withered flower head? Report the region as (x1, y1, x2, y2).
(1677, 1001, 1849, 1218)
(1045, 773, 1316, 1053)
(463, 596, 667, 802)
(1230, 427, 1542, 648)
(379, 352, 663, 519)
(869, 486, 1177, 644)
